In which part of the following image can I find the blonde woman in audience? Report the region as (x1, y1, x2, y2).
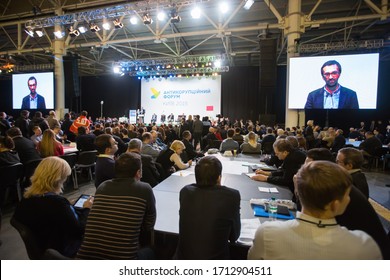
(12, 157, 93, 257)
(240, 131, 261, 154)
(37, 129, 64, 157)
(157, 140, 192, 179)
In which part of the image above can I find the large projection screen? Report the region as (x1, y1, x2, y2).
(141, 76, 221, 123)
(288, 53, 379, 109)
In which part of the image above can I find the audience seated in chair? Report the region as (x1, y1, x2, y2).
(127, 138, 161, 187)
(77, 153, 155, 259)
(240, 131, 261, 154)
(94, 134, 117, 188)
(219, 128, 239, 153)
(7, 127, 41, 164)
(12, 157, 93, 258)
(175, 156, 240, 259)
(248, 161, 382, 260)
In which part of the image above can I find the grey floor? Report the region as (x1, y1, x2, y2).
(1, 169, 389, 260)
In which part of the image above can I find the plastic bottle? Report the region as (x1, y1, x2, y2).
(268, 197, 277, 221)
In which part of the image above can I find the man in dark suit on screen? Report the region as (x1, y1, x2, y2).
(304, 60, 359, 109)
(21, 76, 46, 109)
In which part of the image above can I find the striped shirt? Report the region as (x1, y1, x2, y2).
(77, 178, 156, 259)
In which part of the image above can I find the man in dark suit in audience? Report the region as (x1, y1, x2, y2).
(252, 139, 306, 193)
(7, 127, 41, 164)
(332, 129, 346, 153)
(127, 138, 161, 187)
(359, 131, 382, 157)
(176, 156, 240, 259)
(181, 130, 203, 161)
(76, 126, 96, 152)
(94, 134, 117, 188)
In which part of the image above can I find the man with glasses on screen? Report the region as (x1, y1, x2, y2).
(21, 76, 46, 109)
(304, 60, 359, 109)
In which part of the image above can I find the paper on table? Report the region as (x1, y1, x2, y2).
(238, 218, 261, 246)
(258, 187, 279, 193)
(171, 170, 194, 177)
(245, 173, 256, 178)
(222, 161, 249, 175)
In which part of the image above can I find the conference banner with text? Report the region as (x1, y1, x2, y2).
(140, 76, 221, 123)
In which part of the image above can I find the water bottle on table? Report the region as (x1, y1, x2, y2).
(268, 197, 277, 221)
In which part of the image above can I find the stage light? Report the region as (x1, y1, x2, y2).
(157, 11, 166, 21)
(130, 16, 138, 25)
(102, 22, 111, 30)
(214, 60, 221, 67)
(35, 29, 44, 37)
(191, 7, 201, 19)
(113, 19, 123, 29)
(143, 13, 153, 25)
(78, 26, 87, 33)
(90, 23, 100, 32)
(113, 66, 121, 74)
(25, 28, 34, 37)
(219, 2, 229, 14)
(170, 8, 181, 23)
(244, 0, 254, 10)
(54, 30, 65, 39)
(68, 26, 80, 37)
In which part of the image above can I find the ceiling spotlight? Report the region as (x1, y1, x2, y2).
(170, 9, 181, 23)
(102, 22, 111, 30)
(113, 19, 123, 29)
(113, 66, 121, 74)
(157, 11, 166, 21)
(220, 2, 229, 14)
(90, 23, 100, 32)
(35, 29, 44, 37)
(143, 13, 153, 24)
(68, 26, 80, 37)
(54, 30, 65, 39)
(130, 16, 138, 25)
(191, 7, 201, 19)
(214, 60, 222, 68)
(78, 26, 87, 33)
(25, 28, 34, 37)
(244, 0, 254, 10)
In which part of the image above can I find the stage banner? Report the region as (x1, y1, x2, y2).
(129, 109, 137, 124)
(141, 76, 221, 123)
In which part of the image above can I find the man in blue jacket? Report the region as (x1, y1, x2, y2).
(304, 60, 359, 109)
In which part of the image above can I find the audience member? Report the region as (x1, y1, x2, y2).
(0, 136, 20, 167)
(28, 111, 49, 137)
(61, 113, 75, 142)
(332, 129, 346, 153)
(14, 110, 30, 138)
(359, 131, 382, 157)
(37, 129, 64, 157)
(219, 128, 239, 153)
(192, 115, 203, 150)
(77, 153, 156, 259)
(176, 156, 240, 259)
(127, 138, 161, 187)
(76, 126, 96, 152)
(69, 111, 91, 135)
(251, 139, 306, 192)
(0, 112, 11, 137)
(248, 161, 382, 260)
(336, 147, 369, 198)
(181, 130, 203, 161)
(240, 131, 261, 153)
(141, 132, 161, 160)
(304, 149, 390, 259)
(30, 126, 43, 147)
(7, 127, 41, 164)
(156, 140, 192, 179)
(12, 157, 92, 257)
(46, 110, 60, 130)
(94, 134, 117, 188)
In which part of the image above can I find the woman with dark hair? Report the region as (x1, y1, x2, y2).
(0, 136, 20, 167)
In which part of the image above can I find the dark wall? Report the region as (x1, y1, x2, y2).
(80, 75, 140, 119)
